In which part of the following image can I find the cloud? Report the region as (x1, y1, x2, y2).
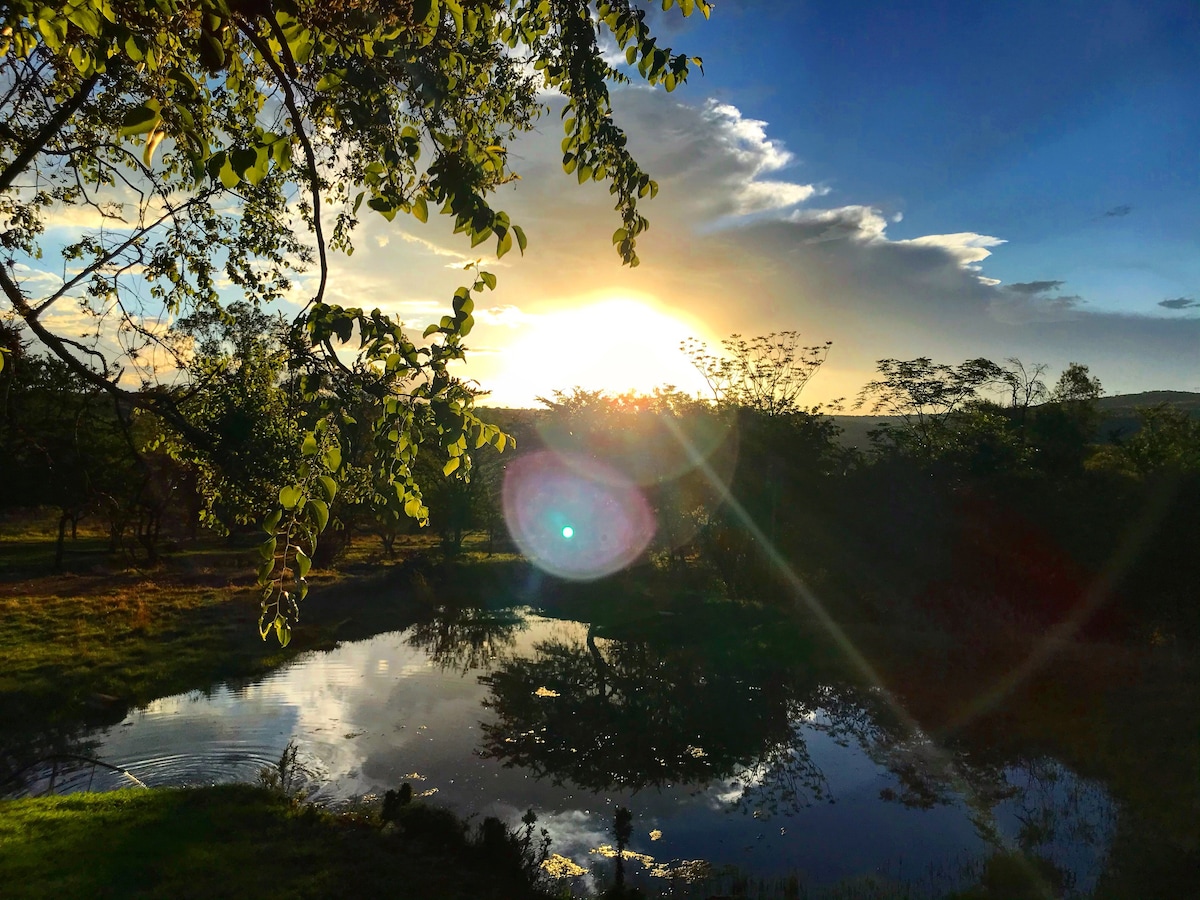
(454, 88, 1197, 400)
(785, 205, 889, 243)
(1003, 280, 1066, 296)
(11, 264, 65, 291)
(1158, 297, 1198, 310)
(474, 304, 538, 328)
(984, 279, 1085, 325)
(1102, 204, 1132, 218)
(895, 232, 1007, 270)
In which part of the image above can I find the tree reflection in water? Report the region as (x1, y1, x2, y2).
(410, 598, 1118, 888)
(476, 605, 845, 814)
(405, 602, 526, 675)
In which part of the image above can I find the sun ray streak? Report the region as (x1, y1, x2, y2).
(660, 415, 1053, 887)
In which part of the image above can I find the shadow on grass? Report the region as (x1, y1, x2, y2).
(0, 785, 551, 900)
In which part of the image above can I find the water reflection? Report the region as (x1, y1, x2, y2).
(406, 602, 526, 674)
(4, 600, 1119, 893)
(477, 615, 831, 812)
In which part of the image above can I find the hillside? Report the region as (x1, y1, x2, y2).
(832, 391, 1200, 449)
(480, 392, 1200, 451)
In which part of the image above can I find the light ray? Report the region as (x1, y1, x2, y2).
(660, 415, 1050, 887)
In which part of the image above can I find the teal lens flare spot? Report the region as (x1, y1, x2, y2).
(502, 451, 655, 581)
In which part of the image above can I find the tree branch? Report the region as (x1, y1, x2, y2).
(235, 17, 328, 312)
(0, 73, 100, 194)
(1, 263, 213, 452)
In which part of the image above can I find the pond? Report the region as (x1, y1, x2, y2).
(6, 596, 1123, 896)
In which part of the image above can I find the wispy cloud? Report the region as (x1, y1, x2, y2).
(474, 304, 538, 328)
(1158, 297, 1198, 310)
(990, 280, 1084, 325)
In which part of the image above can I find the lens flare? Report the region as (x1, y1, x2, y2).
(503, 451, 655, 580)
(535, 409, 738, 487)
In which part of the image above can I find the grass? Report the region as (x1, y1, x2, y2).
(0, 785, 551, 900)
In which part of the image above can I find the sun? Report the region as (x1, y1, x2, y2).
(478, 294, 715, 406)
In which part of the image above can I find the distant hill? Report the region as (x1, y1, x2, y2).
(481, 392, 1200, 451)
(831, 391, 1200, 448)
(1095, 391, 1200, 414)
(828, 415, 903, 449)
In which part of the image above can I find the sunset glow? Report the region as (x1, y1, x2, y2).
(474, 296, 717, 407)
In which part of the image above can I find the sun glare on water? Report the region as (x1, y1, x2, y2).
(485, 296, 713, 406)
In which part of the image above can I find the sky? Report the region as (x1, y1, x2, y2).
(27, 1, 1200, 406)
(309, 0, 1199, 407)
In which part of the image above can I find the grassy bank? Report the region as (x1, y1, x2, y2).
(0, 785, 553, 900)
(0, 514, 527, 776)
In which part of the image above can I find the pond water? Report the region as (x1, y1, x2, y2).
(9, 605, 1117, 895)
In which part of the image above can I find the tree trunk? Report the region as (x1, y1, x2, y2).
(54, 512, 68, 571)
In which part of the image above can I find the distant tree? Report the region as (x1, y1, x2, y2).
(163, 301, 298, 534)
(1025, 363, 1104, 477)
(1050, 363, 1103, 404)
(999, 357, 1049, 446)
(1088, 404, 1200, 477)
(683, 332, 834, 416)
(856, 357, 1008, 456)
(0, 335, 146, 566)
(534, 386, 731, 569)
(1002, 358, 1051, 411)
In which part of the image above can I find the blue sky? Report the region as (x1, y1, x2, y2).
(670, 1, 1199, 316)
(19, 2, 1199, 403)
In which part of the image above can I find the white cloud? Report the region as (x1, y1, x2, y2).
(703, 100, 795, 174)
(474, 304, 538, 328)
(459, 88, 1198, 399)
(785, 205, 890, 243)
(894, 232, 1007, 269)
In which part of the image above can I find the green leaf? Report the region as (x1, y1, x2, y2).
(322, 446, 342, 471)
(496, 230, 513, 258)
(443, 456, 461, 476)
(264, 509, 283, 534)
(67, 4, 102, 36)
(257, 558, 275, 585)
(367, 196, 398, 222)
(258, 537, 277, 561)
(230, 147, 258, 181)
(513, 225, 528, 254)
(295, 548, 312, 578)
(412, 195, 428, 223)
(480, 271, 497, 290)
(301, 432, 318, 456)
(279, 485, 303, 509)
(403, 496, 423, 518)
(119, 101, 161, 137)
(307, 499, 330, 533)
(218, 157, 240, 189)
(315, 475, 338, 503)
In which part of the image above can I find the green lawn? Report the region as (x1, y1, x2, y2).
(0, 786, 553, 900)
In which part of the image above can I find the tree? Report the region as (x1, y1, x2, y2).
(1, 0, 712, 642)
(1050, 362, 1103, 404)
(683, 331, 834, 416)
(856, 357, 1008, 456)
(1026, 363, 1103, 477)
